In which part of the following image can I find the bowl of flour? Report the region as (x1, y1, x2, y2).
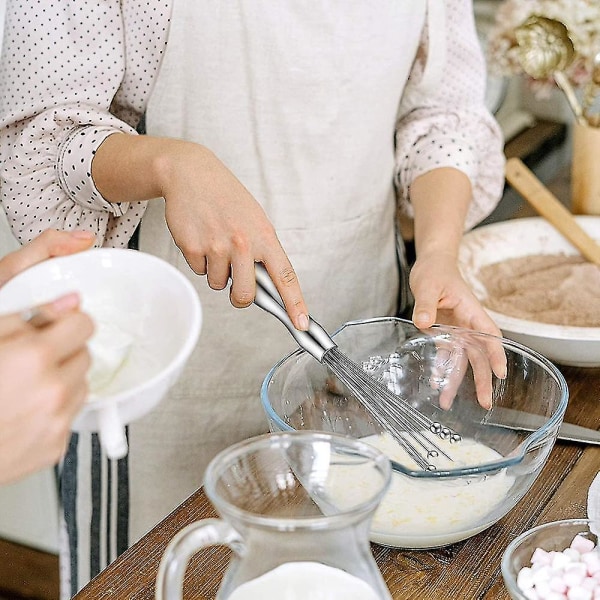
(459, 216, 600, 367)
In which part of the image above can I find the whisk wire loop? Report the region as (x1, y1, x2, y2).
(322, 348, 457, 470)
(253, 263, 461, 471)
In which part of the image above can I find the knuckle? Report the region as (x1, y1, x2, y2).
(25, 342, 53, 373)
(76, 312, 96, 338)
(279, 266, 298, 287)
(210, 242, 230, 260)
(230, 232, 251, 254)
(181, 245, 206, 263)
(176, 236, 207, 260)
(259, 221, 277, 239)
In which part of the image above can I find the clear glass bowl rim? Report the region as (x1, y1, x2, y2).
(260, 317, 569, 479)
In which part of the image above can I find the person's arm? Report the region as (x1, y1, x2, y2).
(0, 0, 169, 248)
(411, 169, 506, 406)
(0, 1, 309, 329)
(91, 134, 309, 328)
(394, 0, 505, 332)
(0, 230, 96, 484)
(395, 0, 505, 235)
(408, 167, 498, 334)
(391, 0, 507, 397)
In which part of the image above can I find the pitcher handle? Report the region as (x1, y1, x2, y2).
(155, 518, 244, 600)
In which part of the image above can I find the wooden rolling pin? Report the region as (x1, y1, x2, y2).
(505, 157, 600, 266)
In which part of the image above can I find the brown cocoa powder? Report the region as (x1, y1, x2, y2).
(478, 254, 600, 327)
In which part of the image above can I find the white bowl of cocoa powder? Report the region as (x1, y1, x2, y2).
(459, 216, 600, 367)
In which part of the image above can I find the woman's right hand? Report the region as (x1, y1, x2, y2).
(93, 135, 310, 331)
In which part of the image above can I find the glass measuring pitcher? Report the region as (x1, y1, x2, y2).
(156, 431, 392, 599)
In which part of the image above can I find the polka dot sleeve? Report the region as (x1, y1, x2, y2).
(57, 127, 131, 216)
(0, 0, 171, 247)
(395, 0, 505, 231)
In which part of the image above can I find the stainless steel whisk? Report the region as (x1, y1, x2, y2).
(254, 264, 461, 471)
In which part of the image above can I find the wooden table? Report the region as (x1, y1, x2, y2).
(74, 366, 600, 600)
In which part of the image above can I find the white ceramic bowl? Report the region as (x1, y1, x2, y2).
(459, 216, 600, 367)
(0, 248, 202, 459)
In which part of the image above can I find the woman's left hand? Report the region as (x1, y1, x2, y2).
(409, 251, 506, 409)
(409, 250, 500, 336)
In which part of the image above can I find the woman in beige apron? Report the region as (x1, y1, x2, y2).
(0, 1, 504, 595)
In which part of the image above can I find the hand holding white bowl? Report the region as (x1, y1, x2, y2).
(0, 248, 202, 459)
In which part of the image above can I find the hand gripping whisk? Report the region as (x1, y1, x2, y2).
(254, 264, 461, 471)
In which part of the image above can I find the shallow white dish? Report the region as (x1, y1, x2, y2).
(459, 216, 600, 367)
(0, 248, 202, 458)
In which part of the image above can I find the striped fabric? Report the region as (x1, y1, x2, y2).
(58, 433, 129, 598)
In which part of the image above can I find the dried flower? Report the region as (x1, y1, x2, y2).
(514, 16, 575, 79)
(487, 0, 600, 97)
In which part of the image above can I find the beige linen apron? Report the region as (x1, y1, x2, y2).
(128, 0, 427, 544)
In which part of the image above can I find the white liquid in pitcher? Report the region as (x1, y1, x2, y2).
(326, 432, 515, 548)
(226, 562, 381, 600)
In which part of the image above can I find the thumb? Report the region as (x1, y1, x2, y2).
(410, 279, 440, 329)
(411, 303, 437, 330)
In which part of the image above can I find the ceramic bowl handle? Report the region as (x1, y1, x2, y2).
(156, 519, 243, 600)
(97, 401, 128, 459)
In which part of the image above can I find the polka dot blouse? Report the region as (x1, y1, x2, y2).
(0, 0, 171, 247)
(0, 0, 504, 248)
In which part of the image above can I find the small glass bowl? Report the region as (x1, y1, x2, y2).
(501, 519, 597, 600)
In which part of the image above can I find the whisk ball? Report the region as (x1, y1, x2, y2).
(439, 428, 451, 440)
(450, 433, 462, 444)
(430, 423, 443, 435)
(427, 450, 439, 458)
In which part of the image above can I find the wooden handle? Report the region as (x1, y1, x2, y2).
(505, 157, 600, 266)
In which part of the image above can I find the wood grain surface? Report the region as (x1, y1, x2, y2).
(74, 366, 600, 600)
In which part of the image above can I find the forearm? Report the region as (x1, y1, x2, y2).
(0, 1, 169, 247)
(92, 133, 202, 202)
(93, 132, 310, 329)
(394, 0, 505, 231)
(408, 167, 502, 340)
(410, 167, 472, 261)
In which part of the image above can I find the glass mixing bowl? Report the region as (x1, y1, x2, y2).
(261, 317, 568, 549)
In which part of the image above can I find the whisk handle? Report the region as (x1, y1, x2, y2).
(254, 263, 335, 362)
